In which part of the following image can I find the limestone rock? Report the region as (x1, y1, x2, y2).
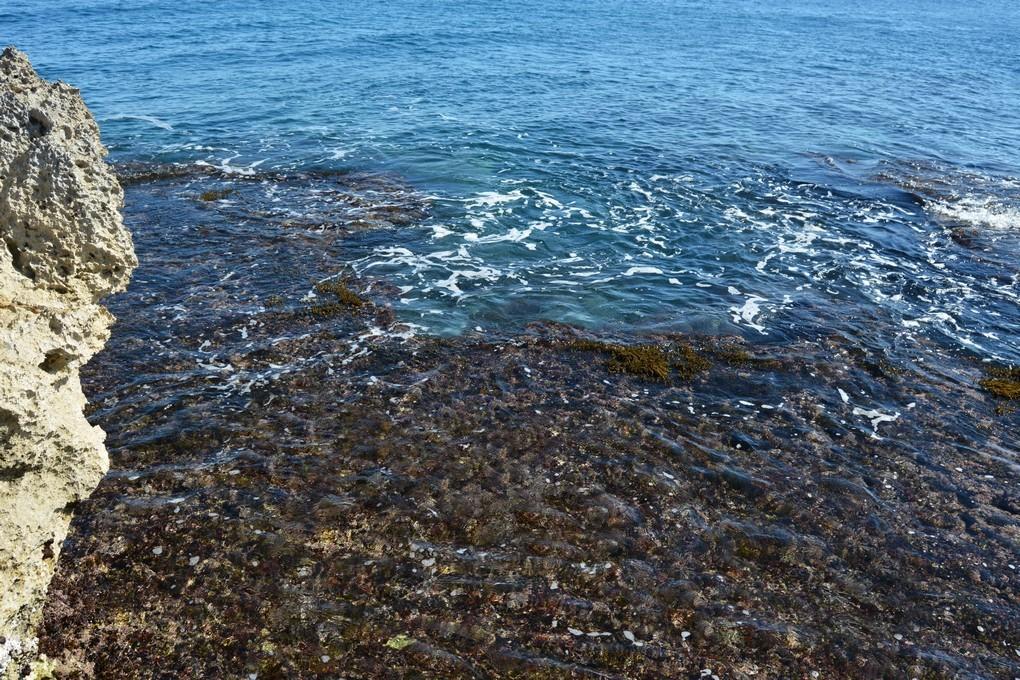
(0, 46, 136, 678)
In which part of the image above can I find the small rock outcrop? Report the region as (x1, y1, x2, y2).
(0, 47, 136, 677)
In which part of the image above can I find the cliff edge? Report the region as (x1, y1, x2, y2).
(0, 47, 136, 677)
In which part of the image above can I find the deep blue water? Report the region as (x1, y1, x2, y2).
(4, 0, 1020, 358)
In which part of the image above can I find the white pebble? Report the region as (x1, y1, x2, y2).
(189, 556, 200, 566)
(152, 546, 163, 556)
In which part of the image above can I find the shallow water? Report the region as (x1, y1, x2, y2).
(28, 167, 1019, 679)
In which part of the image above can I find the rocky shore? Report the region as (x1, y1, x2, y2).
(0, 48, 135, 677)
(32, 164, 1020, 679)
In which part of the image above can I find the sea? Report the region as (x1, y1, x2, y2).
(5, 0, 1020, 353)
(5, 1, 1020, 677)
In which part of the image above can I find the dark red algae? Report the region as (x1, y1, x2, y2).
(38, 169, 1019, 679)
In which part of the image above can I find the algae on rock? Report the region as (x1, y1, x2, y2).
(0, 46, 136, 678)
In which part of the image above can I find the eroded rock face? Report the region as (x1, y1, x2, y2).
(0, 47, 135, 677)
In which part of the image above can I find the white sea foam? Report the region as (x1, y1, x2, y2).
(432, 266, 503, 297)
(730, 296, 768, 334)
(465, 190, 526, 208)
(195, 156, 266, 176)
(931, 197, 1020, 230)
(534, 190, 564, 209)
(465, 227, 535, 245)
(340, 163, 1019, 357)
(431, 225, 454, 239)
(852, 407, 900, 439)
(108, 113, 174, 130)
(629, 181, 655, 202)
(624, 266, 663, 276)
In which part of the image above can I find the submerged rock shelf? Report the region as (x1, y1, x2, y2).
(34, 170, 1020, 678)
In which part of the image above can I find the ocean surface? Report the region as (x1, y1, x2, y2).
(5, 0, 1020, 355)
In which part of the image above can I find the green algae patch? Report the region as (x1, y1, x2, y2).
(199, 188, 235, 202)
(314, 280, 366, 308)
(670, 341, 713, 381)
(980, 366, 1020, 400)
(264, 294, 285, 308)
(308, 303, 350, 319)
(713, 344, 753, 366)
(566, 339, 670, 382)
(563, 336, 791, 383)
(308, 279, 368, 317)
(711, 343, 780, 370)
(385, 634, 417, 651)
(609, 345, 670, 381)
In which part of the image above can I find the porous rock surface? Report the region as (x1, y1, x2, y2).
(0, 47, 135, 677)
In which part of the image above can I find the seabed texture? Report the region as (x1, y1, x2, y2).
(38, 168, 1020, 679)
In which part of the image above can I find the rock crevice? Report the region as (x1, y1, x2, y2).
(0, 46, 136, 678)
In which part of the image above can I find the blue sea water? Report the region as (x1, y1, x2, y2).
(4, 0, 1020, 358)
